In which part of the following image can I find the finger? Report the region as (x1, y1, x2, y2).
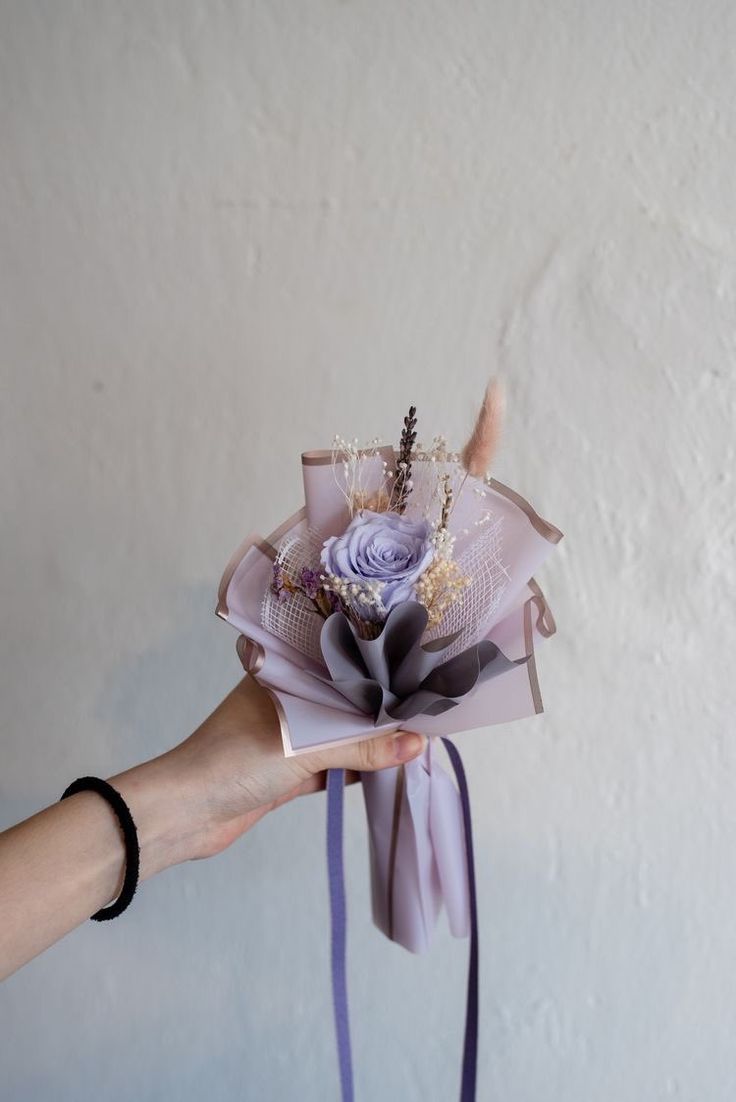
(301, 731, 425, 777)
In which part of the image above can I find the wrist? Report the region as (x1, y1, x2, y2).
(108, 747, 211, 879)
(106, 678, 286, 879)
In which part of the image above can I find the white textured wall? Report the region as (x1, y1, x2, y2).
(1, 2, 735, 1099)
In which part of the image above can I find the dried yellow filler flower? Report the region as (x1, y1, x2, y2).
(415, 556, 471, 630)
(350, 488, 392, 514)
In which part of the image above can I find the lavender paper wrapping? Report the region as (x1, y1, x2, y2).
(217, 450, 561, 953)
(362, 738, 472, 953)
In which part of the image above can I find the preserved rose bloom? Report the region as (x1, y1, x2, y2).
(321, 510, 434, 613)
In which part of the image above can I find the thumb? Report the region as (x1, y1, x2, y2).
(301, 730, 426, 776)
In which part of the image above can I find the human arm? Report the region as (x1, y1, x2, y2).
(0, 675, 424, 981)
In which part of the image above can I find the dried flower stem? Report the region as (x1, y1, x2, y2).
(439, 473, 453, 530)
(393, 405, 417, 514)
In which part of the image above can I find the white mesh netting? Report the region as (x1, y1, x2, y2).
(261, 530, 327, 662)
(425, 515, 508, 657)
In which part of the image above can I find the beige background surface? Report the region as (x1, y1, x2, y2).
(2, 2, 734, 1099)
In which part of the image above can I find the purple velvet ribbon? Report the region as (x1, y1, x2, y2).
(326, 738, 478, 1101)
(326, 768, 354, 1102)
(441, 736, 479, 1102)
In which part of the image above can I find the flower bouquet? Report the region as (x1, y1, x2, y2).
(216, 382, 561, 1099)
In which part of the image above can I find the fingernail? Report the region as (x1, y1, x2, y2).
(394, 733, 424, 762)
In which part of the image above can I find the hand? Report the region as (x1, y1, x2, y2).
(111, 673, 426, 872)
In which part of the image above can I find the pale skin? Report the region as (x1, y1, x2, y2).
(0, 675, 425, 982)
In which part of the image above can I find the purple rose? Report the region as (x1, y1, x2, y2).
(321, 510, 434, 613)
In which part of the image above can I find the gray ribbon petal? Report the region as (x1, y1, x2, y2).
(385, 692, 459, 722)
(320, 612, 367, 683)
(327, 677, 399, 717)
(418, 645, 483, 699)
(475, 641, 528, 682)
(316, 604, 527, 725)
(354, 601, 429, 685)
(390, 627, 462, 698)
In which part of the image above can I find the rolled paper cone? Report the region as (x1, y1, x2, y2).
(301, 447, 395, 538)
(361, 741, 470, 953)
(427, 737, 471, 939)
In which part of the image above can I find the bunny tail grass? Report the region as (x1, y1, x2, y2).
(460, 378, 504, 478)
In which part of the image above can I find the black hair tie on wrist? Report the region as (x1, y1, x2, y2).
(60, 776, 140, 921)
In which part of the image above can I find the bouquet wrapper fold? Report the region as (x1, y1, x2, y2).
(362, 738, 471, 953)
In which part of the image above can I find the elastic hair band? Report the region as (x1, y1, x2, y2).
(60, 776, 140, 921)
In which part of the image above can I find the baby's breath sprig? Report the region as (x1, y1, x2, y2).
(350, 485, 391, 514)
(393, 405, 417, 515)
(320, 572, 387, 639)
(331, 434, 386, 518)
(415, 554, 471, 630)
(412, 463, 473, 629)
(414, 434, 452, 464)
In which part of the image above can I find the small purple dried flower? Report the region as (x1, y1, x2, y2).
(326, 589, 341, 612)
(271, 561, 289, 603)
(299, 567, 321, 600)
